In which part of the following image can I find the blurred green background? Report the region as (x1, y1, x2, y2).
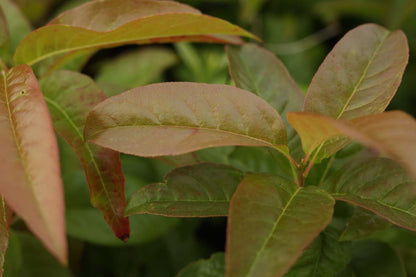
(3, 0, 416, 276)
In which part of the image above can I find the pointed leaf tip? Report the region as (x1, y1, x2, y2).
(0, 65, 67, 264)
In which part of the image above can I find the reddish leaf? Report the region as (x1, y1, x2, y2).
(226, 174, 334, 277)
(39, 70, 130, 241)
(0, 65, 66, 264)
(304, 23, 408, 119)
(84, 82, 288, 157)
(14, 0, 258, 65)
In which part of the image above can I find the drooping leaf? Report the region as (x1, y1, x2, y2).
(13, 0, 257, 65)
(330, 111, 416, 181)
(323, 157, 416, 231)
(287, 112, 349, 162)
(349, 240, 406, 276)
(0, 197, 8, 277)
(176, 252, 225, 277)
(39, 70, 130, 241)
(84, 82, 288, 157)
(0, 65, 66, 264)
(226, 174, 335, 277)
(340, 207, 391, 241)
(66, 208, 178, 246)
(227, 44, 305, 159)
(303, 23, 408, 120)
(96, 47, 178, 96)
(285, 227, 351, 277)
(125, 163, 244, 217)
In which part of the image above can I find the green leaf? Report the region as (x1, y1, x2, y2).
(227, 44, 304, 118)
(227, 44, 304, 159)
(125, 163, 244, 217)
(0, 6, 10, 64)
(3, 232, 20, 277)
(13, 0, 257, 65)
(350, 240, 406, 276)
(96, 47, 178, 96)
(285, 227, 351, 277)
(0, 198, 8, 277)
(84, 82, 288, 157)
(340, 207, 391, 241)
(0, 65, 66, 264)
(176, 252, 225, 277)
(323, 157, 416, 231)
(39, 70, 130, 241)
(304, 23, 408, 119)
(226, 174, 335, 277)
(66, 208, 178, 246)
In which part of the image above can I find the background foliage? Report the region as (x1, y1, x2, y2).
(1, 0, 415, 276)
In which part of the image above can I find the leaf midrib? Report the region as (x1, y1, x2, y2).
(336, 31, 390, 119)
(1, 71, 58, 249)
(44, 96, 120, 219)
(246, 187, 301, 276)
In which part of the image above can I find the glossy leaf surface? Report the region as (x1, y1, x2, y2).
(323, 157, 416, 230)
(39, 70, 130, 241)
(125, 163, 244, 217)
(176, 252, 225, 277)
(226, 174, 334, 277)
(0, 198, 8, 277)
(285, 227, 351, 277)
(14, 0, 257, 65)
(85, 82, 288, 156)
(304, 23, 408, 119)
(0, 65, 66, 264)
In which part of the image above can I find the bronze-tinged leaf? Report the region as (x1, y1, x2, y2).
(323, 157, 416, 231)
(0, 65, 66, 264)
(125, 163, 244, 217)
(332, 111, 416, 180)
(0, 197, 9, 277)
(39, 70, 130, 241)
(287, 112, 349, 162)
(84, 82, 288, 157)
(13, 0, 258, 65)
(226, 174, 334, 277)
(304, 23, 408, 119)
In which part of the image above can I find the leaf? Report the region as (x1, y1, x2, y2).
(0, 65, 66, 264)
(13, 0, 257, 65)
(84, 82, 288, 157)
(227, 44, 304, 118)
(226, 174, 335, 277)
(96, 47, 178, 96)
(125, 163, 244, 217)
(350, 240, 406, 276)
(176, 252, 225, 277)
(39, 70, 130, 241)
(304, 23, 408, 119)
(330, 111, 416, 181)
(3, 232, 20, 277)
(287, 112, 349, 162)
(0, 198, 8, 277)
(66, 208, 178, 246)
(340, 207, 391, 241)
(227, 44, 305, 159)
(285, 227, 351, 277)
(323, 157, 416, 231)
